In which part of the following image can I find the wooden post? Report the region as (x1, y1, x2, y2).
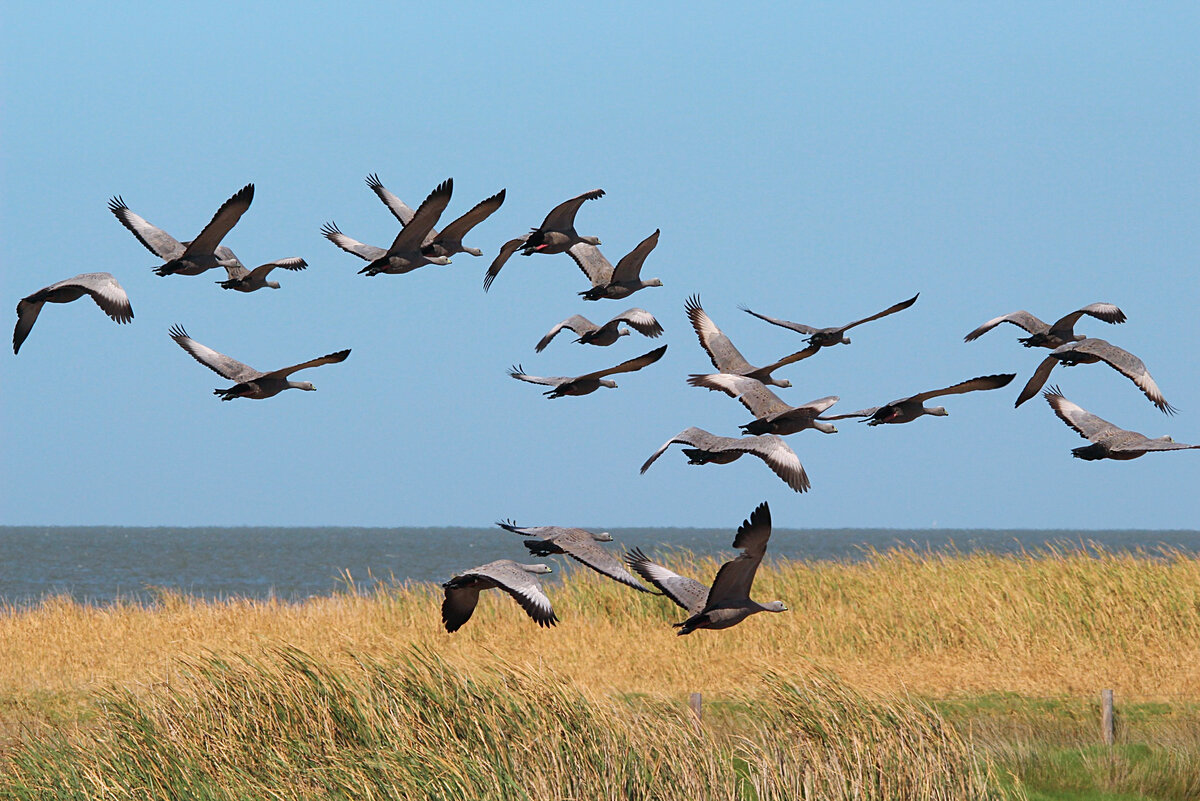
(1101, 689, 1114, 745)
(689, 692, 703, 728)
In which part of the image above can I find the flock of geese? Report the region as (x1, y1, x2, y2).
(12, 177, 1196, 634)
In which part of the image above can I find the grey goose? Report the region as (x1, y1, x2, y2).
(686, 295, 811, 388)
(110, 185, 254, 277)
(1014, 337, 1176, 414)
(965, 303, 1125, 348)
(169, 325, 349, 400)
(673, 502, 787, 635)
(497, 521, 656, 594)
(508, 344, 667, 397)
(740, 293, 919, 356)
(535, 308, 663, 352)
(366, 173, 506, 258)
(574, 229, 664, 300)
(827, 373, 1016, 425)
(14, 273, 133, 354)
(483, 188, 605, 291)
(1042, 387, 1198, 460)
(686, 373, 841, 435)
(218, 258, 308, 292)
(640, 427, 810, 492)
(358, 178, 455, 275)
(442, 560, 557, 633)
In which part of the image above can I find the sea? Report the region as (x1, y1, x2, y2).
(2, 526, 1199, 608)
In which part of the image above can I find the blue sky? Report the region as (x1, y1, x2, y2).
(2, 3, 1197, 529)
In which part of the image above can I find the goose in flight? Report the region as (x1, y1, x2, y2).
(1043, 387, 1198, 461)
(686, 295, 812, 388)
(508, 344, 667, 397)
(827, 373, 1016, 425)
(624, 548, 709, 615)
(365, 173, 505, 258)
(168, 325, 350, 400)
(497, 521, 656, 594)
(686, 373, 841, 435)
(359, 179, 455, 275)
(483, 188, 605, 291)
(740, 293, 919, 356)
(442, 560, 557, 632)
(573, 230, 664, 300)
(965, 303, 1125, 348)
(535, 308, 663, 352)
(640, 427, 810, 492)
(1014, 338, 1175, 414)
(218, 258, 308, 292)
(672, 502, 787, 635)
(110, 185, 254, 277)
(14, 273, 133, 354)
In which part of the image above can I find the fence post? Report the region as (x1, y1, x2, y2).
(689, 692, 703, 728)
(1101, 689, 1114, 745)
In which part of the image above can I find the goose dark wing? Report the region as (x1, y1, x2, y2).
(908, 373, 1016, 404)
(838, 293, 919, 332)
(483, 235, 528, 291)
(539, 188, 604, 232)
(468, 561, 558, 628)
(609, 229, 660, 283)
(182, 183, 254, 257)
(385, 178, 452, 255)
(434, 188, 506, 246)
(705, 502, 772, 606)
(577, 344, 667, 381)
(739, 306, 819, 336)
(261, 349, 350, 381)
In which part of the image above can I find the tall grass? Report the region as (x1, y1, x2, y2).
(1, 648, 1004, 800)
(3, 544, 1199, 704)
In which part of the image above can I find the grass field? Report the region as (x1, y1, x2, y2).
(3, 545, 1200, 798)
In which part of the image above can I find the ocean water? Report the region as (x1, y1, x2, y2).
(2, 526, 1198, 607)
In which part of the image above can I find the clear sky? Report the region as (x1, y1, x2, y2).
(2, 3, 1197, 529)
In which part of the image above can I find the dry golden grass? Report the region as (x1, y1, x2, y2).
(4, 545, 1200, 712)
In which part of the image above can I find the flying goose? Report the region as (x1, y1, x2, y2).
(218, 258, 308, 292)
(686, 295, 812, 388)
(640, 427, 810, 492)
(1014, 338, 1176, 414)
(574, 230, 664, 300)
(827, 373, 1016, 425)
(673, 502, 787, 635)
(359, 179, 455, 275)
(442, 560, 557, 632)
(508, 344, 667, 397)
(483, 188, 605, 291)
(965, 303, 1126, 348)
(740, 293, 919, 356)
(365, 173, 505, 258)
(1043, 387, 1198, 461)
(624, 548, 709, 615)
(535, 308, 663, 352)
(686, 373, 841, 435)
(497, 521, 656, 594)
(168, 325, 350, 400)
(110, 185, 254, 277)
(14, 273, 133, 354)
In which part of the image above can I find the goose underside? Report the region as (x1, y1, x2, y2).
(682, 448, 741, 466)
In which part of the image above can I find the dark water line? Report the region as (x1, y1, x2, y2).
(2, 526, 1198, 608)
